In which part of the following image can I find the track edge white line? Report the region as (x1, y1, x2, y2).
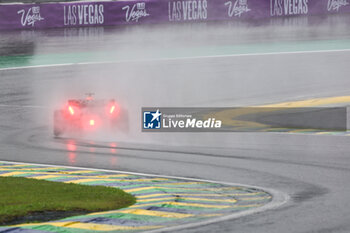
(1, 48, 350, 72)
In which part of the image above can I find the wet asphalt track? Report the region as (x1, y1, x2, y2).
(1, 17, 350, 232)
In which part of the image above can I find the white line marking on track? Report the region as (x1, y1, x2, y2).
(1, 48, 350, 72)
(0, 104, 47, 109)
(0, 160, 289, 232)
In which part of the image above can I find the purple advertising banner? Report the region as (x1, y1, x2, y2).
(0, 0, 349, 30)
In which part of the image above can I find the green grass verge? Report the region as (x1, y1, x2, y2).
(0, 177, 136, 225)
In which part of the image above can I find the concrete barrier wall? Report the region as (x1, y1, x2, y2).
(0, 0, 349, 30)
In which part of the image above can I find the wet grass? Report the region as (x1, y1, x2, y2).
(0, 177, 136, 225)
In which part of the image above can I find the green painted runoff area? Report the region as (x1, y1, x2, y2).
(0, 39, 350, 69)
(0, 177, 136, 225)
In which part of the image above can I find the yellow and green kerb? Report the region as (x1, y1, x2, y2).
(0, 163, 272, 232)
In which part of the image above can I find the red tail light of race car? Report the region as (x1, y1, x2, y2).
(68, 106, 75, 115)
(89, 119, 95, 126)
(107, 102, 120, 117)
(110, 105, 115, 114)
(85, 116, 99, 130)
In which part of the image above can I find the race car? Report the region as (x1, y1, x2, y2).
(53, 94, 125, 137)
